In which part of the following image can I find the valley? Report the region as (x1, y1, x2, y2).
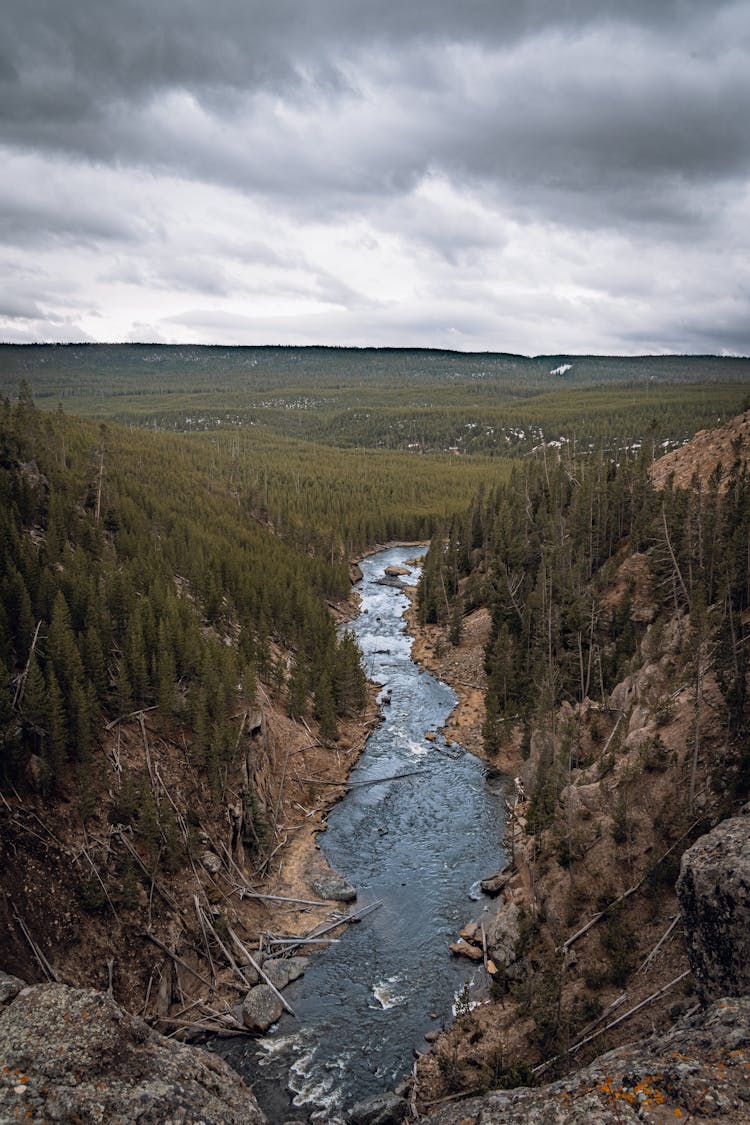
(1, 347, 749, 1123)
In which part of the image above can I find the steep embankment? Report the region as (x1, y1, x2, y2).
(423, 812, 750, 1123)
(1, 686, 379, 1032)
(407, 412, 750, 1115)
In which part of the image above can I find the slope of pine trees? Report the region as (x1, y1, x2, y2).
(0, 383, 366, 799)
(419, 435, 750, 783)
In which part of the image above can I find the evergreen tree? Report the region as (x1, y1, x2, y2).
(315, 671, 338, 744)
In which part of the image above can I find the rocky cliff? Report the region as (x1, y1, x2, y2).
(423, 813, 750, 1124)
(409, 411, 750, 1114)
(424, 995, 750, 1124)
(677, 812, 750, 1003)
(0, 972, 266, 1124)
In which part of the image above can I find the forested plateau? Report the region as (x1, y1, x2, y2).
(1, 347, 750, 1122)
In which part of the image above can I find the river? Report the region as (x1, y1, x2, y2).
(213, 545, 508, 1121)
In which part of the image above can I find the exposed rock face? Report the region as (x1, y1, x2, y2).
(484, 896, 521, 969)
(423, 996, 750, 1123)
(677, 813, 750, 1002)
(0, 979, 266, 1124)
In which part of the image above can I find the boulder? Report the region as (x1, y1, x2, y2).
(480, 870, 512, 897)
(449, 939, 484, 962)
(0, 971, 25, 1012)
(677, 813, 750, 1002)
(311, 873, 357, 902)
(260, 957, 308, 991)
(348, 1091, 409, 1124)
(238, 951, 265, 985)
(241, 984, 284, 1032)
(0, 982, 265, 1124)
(200, 850, 222, 875)
(384, 565, 411, 577)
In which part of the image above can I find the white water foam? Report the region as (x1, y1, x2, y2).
(289, 1047, 344, 1113)
(255, 1030, 305, 1066)
(372, 975, 408, 1009)
(405, 739, 431, 757)
(451, 978, 486, 1018)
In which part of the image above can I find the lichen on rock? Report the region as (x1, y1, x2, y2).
(0, 980, 266, 1124)
(677, 812, 750, 1003)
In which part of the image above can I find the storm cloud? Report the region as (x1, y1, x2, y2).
(1, 0, 748, 352)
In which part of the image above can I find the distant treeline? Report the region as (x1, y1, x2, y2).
(1, 344, 747, 461)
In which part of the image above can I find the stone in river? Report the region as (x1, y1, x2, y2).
(384, 565, 411, 577)
(311, 873, 357, 902)
(449, 939, 484, 962)
(241, 984, 284, 1032)
(480, 870, 512, 897)
(261, 957, 309, 991)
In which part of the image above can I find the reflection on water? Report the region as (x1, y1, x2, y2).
(214, 545, 507, 1121)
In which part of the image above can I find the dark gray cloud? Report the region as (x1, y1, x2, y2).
(0, 0, 748, 351)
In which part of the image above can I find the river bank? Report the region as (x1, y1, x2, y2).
(404, 595, 523, 776)
(216, 545, 509, 1120)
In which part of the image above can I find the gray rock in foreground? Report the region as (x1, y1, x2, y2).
(423, 996, 750, 1123)
(677, 813, 750, 1002)
(0, 970, 25, 1011)
(0, 980, 265, 1124)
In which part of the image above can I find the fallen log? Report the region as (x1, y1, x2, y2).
(295, 770, 424, 789)
(141, 931, 213, 991)
(235, 888, 331, 908)
(226, 923, 295, 1017)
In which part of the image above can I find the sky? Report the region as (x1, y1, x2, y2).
(1, 1, 749, 355)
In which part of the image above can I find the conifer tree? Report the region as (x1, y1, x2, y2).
(315, 670, 338, 744)
(46, 666, 68, 782)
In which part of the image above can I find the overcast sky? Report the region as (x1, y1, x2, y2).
(2, 1, 749, 354)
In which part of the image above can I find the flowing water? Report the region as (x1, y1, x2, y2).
(214, 545, 508, 1121)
